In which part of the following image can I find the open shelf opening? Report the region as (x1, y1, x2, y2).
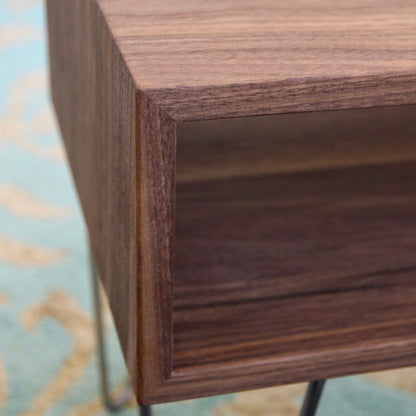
(172, 105, 416, 371)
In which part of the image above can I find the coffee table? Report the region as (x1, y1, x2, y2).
(46, 0, 416, 412)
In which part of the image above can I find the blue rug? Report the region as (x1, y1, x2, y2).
(1, 1, 416, 415)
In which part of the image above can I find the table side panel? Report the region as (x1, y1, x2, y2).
(47, 0, 140, 390)
(137, 93, 176, 400)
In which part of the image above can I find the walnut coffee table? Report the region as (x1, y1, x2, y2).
(47, 0, 416, 414)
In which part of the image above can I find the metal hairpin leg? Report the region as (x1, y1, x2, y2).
(91, 255, 152, 416)
(91, 253, 324, 416)
(300, 380, 326, 416)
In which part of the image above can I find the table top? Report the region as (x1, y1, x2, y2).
(98, 0, 416, 119)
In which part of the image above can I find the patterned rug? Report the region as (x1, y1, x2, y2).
(1, 1, 416, 415)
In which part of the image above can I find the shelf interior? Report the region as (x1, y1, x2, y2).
(172, 105, 416, 371)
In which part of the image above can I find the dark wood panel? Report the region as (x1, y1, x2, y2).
(98, 0, 416, 120)
(177, 105, 416, 182)
(47, 0, 177, 404)
(149, 74, 416, 121)
(173, 162, 416, 369)
(46, 0, 140, 390)
(138, 93, 177, 396)
(174, 286, 416, 367)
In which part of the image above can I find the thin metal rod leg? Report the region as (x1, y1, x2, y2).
(299, 380, 326, 416)
(140, 405, 152, 416)
(91, 254, 152, 415)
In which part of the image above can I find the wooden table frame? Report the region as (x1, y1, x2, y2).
(47, 0, 416, 405)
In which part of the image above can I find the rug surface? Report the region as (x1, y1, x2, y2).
(1, 1, 416, 415)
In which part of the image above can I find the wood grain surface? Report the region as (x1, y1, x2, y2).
(47, 0, 416, 405)
(177, 105, 416, 182)
(97, 0, 416, 120)
(46, 0, 140, 387)
(174, 162, 416, 368)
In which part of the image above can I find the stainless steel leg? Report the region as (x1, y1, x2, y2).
(299, 380, 326, 416)
(90, 254, 152, 415)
